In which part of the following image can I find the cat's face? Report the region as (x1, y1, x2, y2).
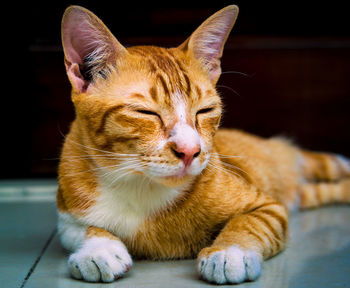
(74, 47, 222, 187)
(62, 5, 238, 187)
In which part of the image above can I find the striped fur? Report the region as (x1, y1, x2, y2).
(58, 5, 350, 284)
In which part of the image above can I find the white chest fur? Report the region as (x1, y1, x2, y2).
(83, 173, 182, 239)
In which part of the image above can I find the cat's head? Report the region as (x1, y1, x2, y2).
(61, 5, 238, 187)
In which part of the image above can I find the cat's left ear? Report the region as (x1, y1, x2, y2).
(61, 5, 127, 93)
(179, 5, 238, 84)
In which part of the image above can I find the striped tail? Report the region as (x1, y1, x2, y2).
(300, 179, 350, 209)
(301, 151, 350, 181)
(299, 150, 350, 209)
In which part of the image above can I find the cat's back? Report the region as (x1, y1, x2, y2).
(215, 129, 266, 155)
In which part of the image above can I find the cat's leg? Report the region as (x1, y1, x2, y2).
(301, 150, 350, 182)
(57, 212, 132, 282)
(197, 194, 288, 284)
(299, 178, 350, 208)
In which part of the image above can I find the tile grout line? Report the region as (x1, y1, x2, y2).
(19, 228, 57, 288)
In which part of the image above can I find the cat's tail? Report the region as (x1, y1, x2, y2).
(299, 151, 350, 209)
(299, 179, 350, 209)
(301, 151, 350, 181)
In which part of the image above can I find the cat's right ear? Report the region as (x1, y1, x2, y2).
(179, 5, 238, 85)
(61, 6, 127, 93)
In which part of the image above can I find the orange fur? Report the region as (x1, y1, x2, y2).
(86, 226, 119, 240)
(57, 5, 350, 284)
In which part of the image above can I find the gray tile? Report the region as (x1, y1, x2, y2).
(26, 236, 204, 288)
(25, 206, 350, 288)
(287, 207, 350, 288)
(0, 202, 57, 288)
(0, 179, 57, 201)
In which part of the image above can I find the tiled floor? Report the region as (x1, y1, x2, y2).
(1, 180, 350, 288)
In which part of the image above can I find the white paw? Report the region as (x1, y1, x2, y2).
(68, 237, 132, 282)
(198, 246, 261, 284)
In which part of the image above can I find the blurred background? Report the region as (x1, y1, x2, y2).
(2, 0, 349, 179)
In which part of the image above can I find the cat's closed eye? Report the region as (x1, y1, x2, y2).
(196, 107, 214, 115)
(136, 109, 161, 118)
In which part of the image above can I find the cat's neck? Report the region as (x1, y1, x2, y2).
(85, 170, 190, 238)
(98, 171, 187, 209)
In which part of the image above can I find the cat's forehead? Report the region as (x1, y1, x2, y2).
(114, 46, 216, 105)
(128, 46, 194, 93)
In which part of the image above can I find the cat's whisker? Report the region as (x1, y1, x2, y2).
(106, 163, 146, 180)
(221, 70, 252, 78)
(58, 130, 114, 155)
(64, 155, 139, 161)
(204, 164, 216, 175)
(208, 164, 242, 180)
(221, 162, 249, 177)
(210, 158, 250, 177)
(44, 157, 62, 161)
(100, 165, 133, 180)
(216, 85, 242, 98)
(207, 162, 231, 176)
(107, 163, 149, 188)
(60, 165, 106, 178)
(107, 170, 132, 188)
(207, 161, 243, 180)
(61, 134, 140, 157)
(142, 171, 156, 188)
(99, 160, 143, 179)
(67, 153, 139, 158)
(60, 159, 141, 178)
(211, 153, 245, 159)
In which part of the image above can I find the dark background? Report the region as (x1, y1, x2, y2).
(2, 0, 350, 178)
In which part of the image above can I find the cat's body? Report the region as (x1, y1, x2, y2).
(57, 5, 350, 284)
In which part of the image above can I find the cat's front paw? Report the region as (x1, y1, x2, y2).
(68, 237, 132, 282)
(197, 246, 261, 284)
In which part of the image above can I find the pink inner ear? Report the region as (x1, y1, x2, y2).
(202, 39, 224, 63)
(187, 6, 238, 83)
(192, 29, 226, 82)
(62, 7, 112, 93)
(63, 19, 97, 93)
(199, 20, 233, 63)
(63, 14, 101, 65)
(67, 63, 88, 93)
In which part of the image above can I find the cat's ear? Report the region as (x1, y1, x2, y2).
(61, 6, 127, 93)
(179, 5, 238, 84)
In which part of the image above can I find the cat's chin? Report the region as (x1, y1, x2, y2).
(151, 173, 196, 188)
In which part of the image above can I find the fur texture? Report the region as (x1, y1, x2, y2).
(57, 5, 350, 284)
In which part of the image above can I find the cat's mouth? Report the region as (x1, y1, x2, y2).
(156, 162, 205, 182)
(142, 155, 209, 185)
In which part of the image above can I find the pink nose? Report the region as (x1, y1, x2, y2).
(171, 144, 201, 166)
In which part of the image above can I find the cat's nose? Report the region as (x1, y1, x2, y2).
(168, 121, 201, 166)
(171, 145, 201, 166)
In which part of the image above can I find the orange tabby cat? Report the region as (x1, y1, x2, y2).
(57, 5, 350, 284)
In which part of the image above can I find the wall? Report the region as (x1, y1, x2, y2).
(2, 1, 349, 177)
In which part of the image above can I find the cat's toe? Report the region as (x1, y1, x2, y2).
(242, 249, 261, 281)
(200, 250, 227, 284)
(68, 253, 101, 282)
(68, 237, 132, 282)
(197, 245, 261, 284)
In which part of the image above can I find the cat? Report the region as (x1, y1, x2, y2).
(57, 5, 350, 284)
